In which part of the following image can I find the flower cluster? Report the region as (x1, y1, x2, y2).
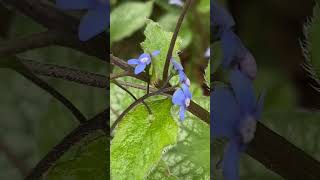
(211, 1, 265, 180)
(171, 59, 192, 121)
(55, 0, 109, 41)
(127, 50, 160, 75)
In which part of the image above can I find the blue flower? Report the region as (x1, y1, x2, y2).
(169, 0, 184, 7)
(211, 1, 235, 37)
(171, 59, 190, 86)
(211, 70, 264, 180)
(56, 0, 109, 41)
(172, 84, 192, 121)
(128, 51, 159, 74)
(221, 30, 257, 79)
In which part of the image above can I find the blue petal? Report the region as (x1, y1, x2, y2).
(221, 30, 246, 68)
(212, 1, 235, 30)
(172, 89, 185, 106)
(179, 71, 187, 82)
(79, 8, 108, 41)
(127, 59, 139, 65)
(171, 59, 184, 71)
(134, 64, 146, 74)
(179, 106, 186, 121)
(181, 84, 192, 98)
(56, 0, 95, 10)
(230, 70, 256, 114)
(223, 139, 241, 180)
(151, 50, 160, 57)
(211, 87, 240, 138)
(139, 53, 151, 64)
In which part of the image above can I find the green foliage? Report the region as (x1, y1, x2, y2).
(110, 1, 154, 43)
(197, 0, 210, 13)
(302, 4, 320, 89)
(146, 83, 210, 179)
(205, 60, 210, 86)
(158, 13, 192, 49)
(44, 134, 107, 180)
(141, 20, 182, 83)
(111, 99, 179, 179)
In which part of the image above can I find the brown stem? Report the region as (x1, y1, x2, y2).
(162, 0, 193, 81)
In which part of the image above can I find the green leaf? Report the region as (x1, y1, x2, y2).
(141, 20, 183, 83)
(45, 134, 107, 180)
(205, 60, 210, 87)
(111, 99, 178, 179)
(149, 115, 210, 179)
(110, 1, 153, 43)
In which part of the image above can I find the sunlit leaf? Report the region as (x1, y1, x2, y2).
(111, 99, 178, 179)
(141, 20, 182, 84)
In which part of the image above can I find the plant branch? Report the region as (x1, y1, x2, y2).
(247, 123, 320, 180)
(2, 0, 107, 61)
(112, 80, 152, 114)
(162, 0, 193, 81)
(110, 71, 132, 80)
(110, 54, 210, 124)
(110, 86, 176, 133)
(0, 30, 63, 56)
(25, 109, 108, 180)
(20, 58, 107, 88)
(115, 80, 158, 92)
(3, 56, 87, 124)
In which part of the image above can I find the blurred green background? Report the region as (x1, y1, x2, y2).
(0, 4, 107, 179)
(213, 0, 320, 179)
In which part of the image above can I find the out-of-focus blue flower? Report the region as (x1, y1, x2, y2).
(171, 59, 190, 86)
(128, 51, 159, 74)
(56, 0, 109, 41)
(211, 1, 235, 38)
(221, 30, 257, 79)
(169, 0, 184, 7)
(211, 70, 264, 180)
(172, 84, 192, 120)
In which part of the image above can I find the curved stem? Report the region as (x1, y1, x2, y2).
(162, 0, 193, 81)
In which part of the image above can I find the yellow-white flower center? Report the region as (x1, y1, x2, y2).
(140, 57, 149, 63)
(240, 116, 256, 144)
(185, 78, 191, 86)
(185, 98, 190, 107)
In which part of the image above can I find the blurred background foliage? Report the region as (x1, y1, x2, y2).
(213, 0, 320, 179)
(0, 3, 107, 179)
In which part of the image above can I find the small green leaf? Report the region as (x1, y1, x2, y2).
(110, 1, 153, 43)
(141, 20, 183, 83)
(111, 99, 178, 179)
